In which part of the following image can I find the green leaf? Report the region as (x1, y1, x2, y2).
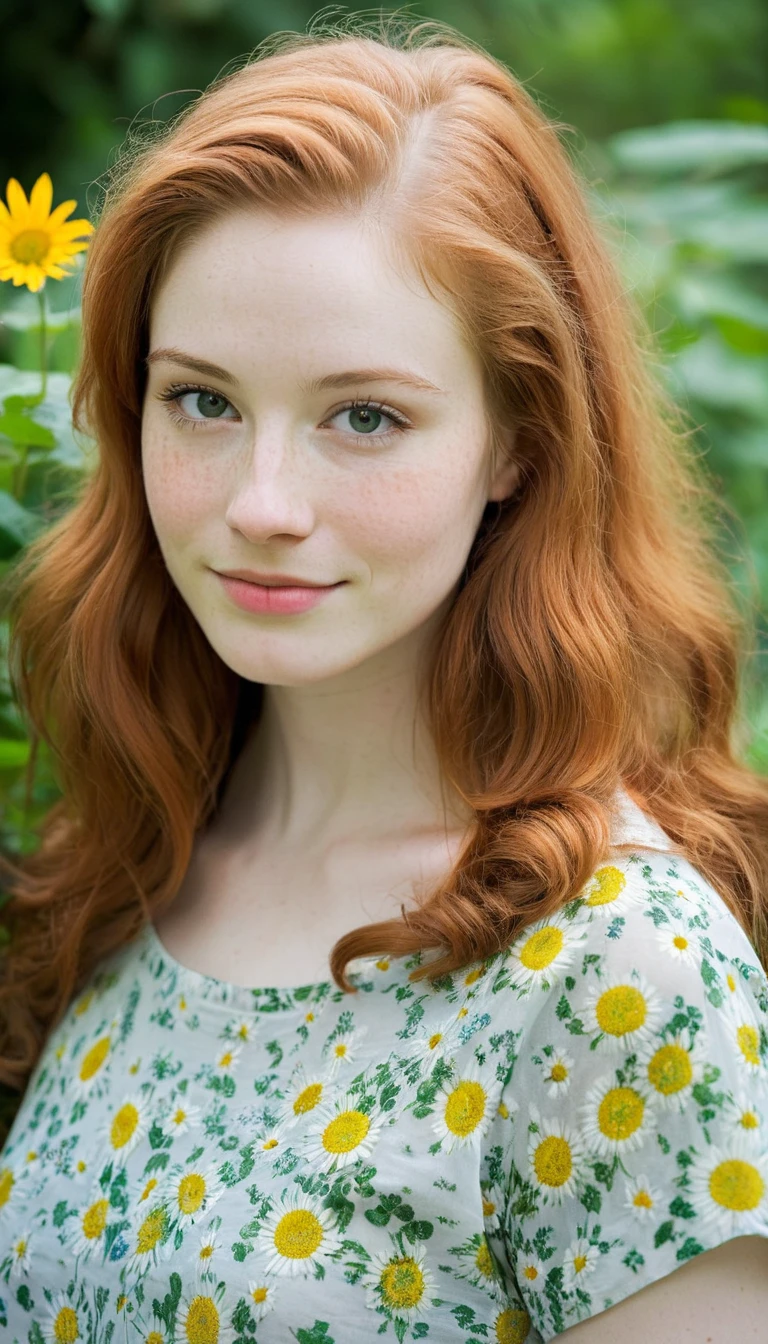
(0, 407, 55, 449)
(0, 740, 30, 769)
(0, 491, 44, 550)
(609, 121, 768, 175)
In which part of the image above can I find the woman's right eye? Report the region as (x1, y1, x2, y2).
(157, 384, 239, 427)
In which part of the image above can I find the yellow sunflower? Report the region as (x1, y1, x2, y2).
(0, 172, 93, 292)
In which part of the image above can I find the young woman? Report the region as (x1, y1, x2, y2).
(1, 16, 767, 1344)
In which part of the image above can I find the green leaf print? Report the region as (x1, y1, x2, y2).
(654, 1220, 675, 1248)
(580, 1184, 602, 1213)
(294, 1321, 335, 1343)
(669, 1196, 696, 1219)
(676, 1237, 705, 1262)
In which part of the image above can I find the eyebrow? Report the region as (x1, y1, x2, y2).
(145, 347, 445, 395)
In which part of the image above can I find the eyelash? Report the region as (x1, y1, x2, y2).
(155, 382, 411, 444)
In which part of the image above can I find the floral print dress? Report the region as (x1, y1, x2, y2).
(1, 792, 768, 1344)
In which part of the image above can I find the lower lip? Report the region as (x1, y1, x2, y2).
(216, 574, 345, 614)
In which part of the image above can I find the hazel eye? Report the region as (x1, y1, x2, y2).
(176, 389, 237, 421)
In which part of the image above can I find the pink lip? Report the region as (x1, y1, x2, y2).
(216, 573, 345, 614)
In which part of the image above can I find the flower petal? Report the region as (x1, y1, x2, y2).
(29, 172, 53, 222)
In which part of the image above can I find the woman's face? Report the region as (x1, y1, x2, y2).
(141, 209, 519, 686)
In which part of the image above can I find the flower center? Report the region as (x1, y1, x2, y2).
(53, 1305, 79, 1344)
(444, 1080, 487, 1136)
(598, 1086, 645, 1141)
(293, 1082, 323, 1114)
(82, 1198, 109, 1240)
(380, 1256, 425, 1310)
(532, 1134, 572, 1187)
(595, 985, 646, 1037)
(184, 1293, 220, 1344)
(322, 1108, 370, 1154)
(177, 1172, 207, 1215)
(709, 1158, 764, 1211)
(10, 228, 51, 265)
(647, 1043, 692, 1094)
(273, 1208, 324, 1259)
(519, 926, 564, 970)
(111, 1102, 139, 1148)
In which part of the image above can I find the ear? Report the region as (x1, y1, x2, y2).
(486, 425, 522, 503)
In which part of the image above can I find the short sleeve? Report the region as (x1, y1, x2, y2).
(482, 848, 768, 1341)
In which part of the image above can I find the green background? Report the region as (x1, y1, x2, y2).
(2, 0, 768, 850)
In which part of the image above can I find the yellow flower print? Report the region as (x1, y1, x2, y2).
(527, 1113, 587, 1206)
(433, 1061, 501, 1154)
(42, 1289, 85, 1344)
(73, 1031, 113, 1097)
(256, 1187, 342, 1277)
(537, 1043, 575, 1099)
(723, 1085, 764, 1143)
(165, 1159, 225, 1228)
(480, 1182, 505, 1232)
(623, 1171, 665, 1222)
(322, 1025, 368, 1076)
(364, 1242, 435, 1322)
(65, 1189, 112, 1260)
(127, 1198, 171, 1272)
(213, 1040, 243, 1075)
(195, 1225, 221, 1276)
(8, 1225, 32, 1278)
(98, 1091, 149, 1163)
(402, 1010, 464, 1064)
(653, 916, 699, 967)
(304, 1092, 385, 1171)
(0, 1163, 18, 1222)
(580, 1072, 655, 1158)
(0, 172, 93, 292)
(578, 863, 645, 919)
(491, 1303, 532, 1343)
(157, 1094, 201, 1139)
(246, 1276, 278, 1322)
(176, 1272, 236, 1344)
(635, 1025, 708, 1112)
(506, 910, 587, 991)
(562, 1235, 600, 1291)
(517, 1253, 546, 1290)
(687, 1133, 768, 1237)
(139, 1314, 169, 1344)
(281, 1066, 329, 1127)
(723, 991, 766, 1074)
(580, 969, 664, 1054)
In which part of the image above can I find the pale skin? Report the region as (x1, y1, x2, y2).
(140, 206, 768, 1339)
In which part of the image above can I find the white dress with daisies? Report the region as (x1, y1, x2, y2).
(1, 791, 768, 1344)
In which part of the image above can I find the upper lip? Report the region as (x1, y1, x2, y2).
(214, 567, 341, 588)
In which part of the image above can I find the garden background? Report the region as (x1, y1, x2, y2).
(1, 0, 767, 1119)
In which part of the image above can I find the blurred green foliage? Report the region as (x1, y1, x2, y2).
(1, 5, 767, 884)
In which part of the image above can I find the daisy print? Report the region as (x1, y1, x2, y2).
(433, 1060, 502, 1154)
(72, 1030, 114, 1099)
(723, 1085, 764, 1142)
(580, 1072, 655, 1158)
(322, 1025, 368, 1076)
(254, 1122, 290, 1160)
(0, 1161, 21, 1226)
(506, 910, 588, 992)
(126, 1196, 172, 1273)
(401, 1010, 464, 1065)
(580, 968, 665, 1054)
(156, 1093, 201, 1140)
(99, 1091, 150, 1164)
(224, 1012, 260, 1045)
(43, 1289, 86, 1344)
(304, 1092, 385, 1172)
(165, 1158, 225, 1230)
(7, 1225, 32, 1278)
(536, 1043, 576, 1099)
(578, 862, 645, 918)
(280, 1065, 330, 1127)
(687, 1132, 768, 1237)
(562, 1235, 600, 1291)
(247, 1276, 278, 1322)
(364, 1242, 435, 1324)
(213, 1039, 243, 1077)
(256, 1187, 342, 1277)
(65, 1187, 113, 1260)
(527, 1113, 587, 1206)
(176, 1271, 236, 1344)
(635, 1025, 708, 1112)
(722, 990, 767, 1075)
(194, 1223, 221, 1277)
(480, 1182, 505, 1232)
(654, 916, 699, 967)
(517, 1252, 546, 1291)
(623, 1171, 665, 1222)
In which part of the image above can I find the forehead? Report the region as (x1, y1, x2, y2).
(148, 209, 485, 395)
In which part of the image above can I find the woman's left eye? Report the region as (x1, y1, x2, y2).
(155, 384, 410, 442)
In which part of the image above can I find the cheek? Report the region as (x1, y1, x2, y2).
(141, 433, 222, 554)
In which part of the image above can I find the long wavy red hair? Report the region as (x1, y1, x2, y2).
(2, 13, 767, 1099)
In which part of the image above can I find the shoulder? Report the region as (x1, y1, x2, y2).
(477, 841, 768, 1341)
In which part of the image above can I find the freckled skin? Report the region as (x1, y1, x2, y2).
(140, 208, 521, 976)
